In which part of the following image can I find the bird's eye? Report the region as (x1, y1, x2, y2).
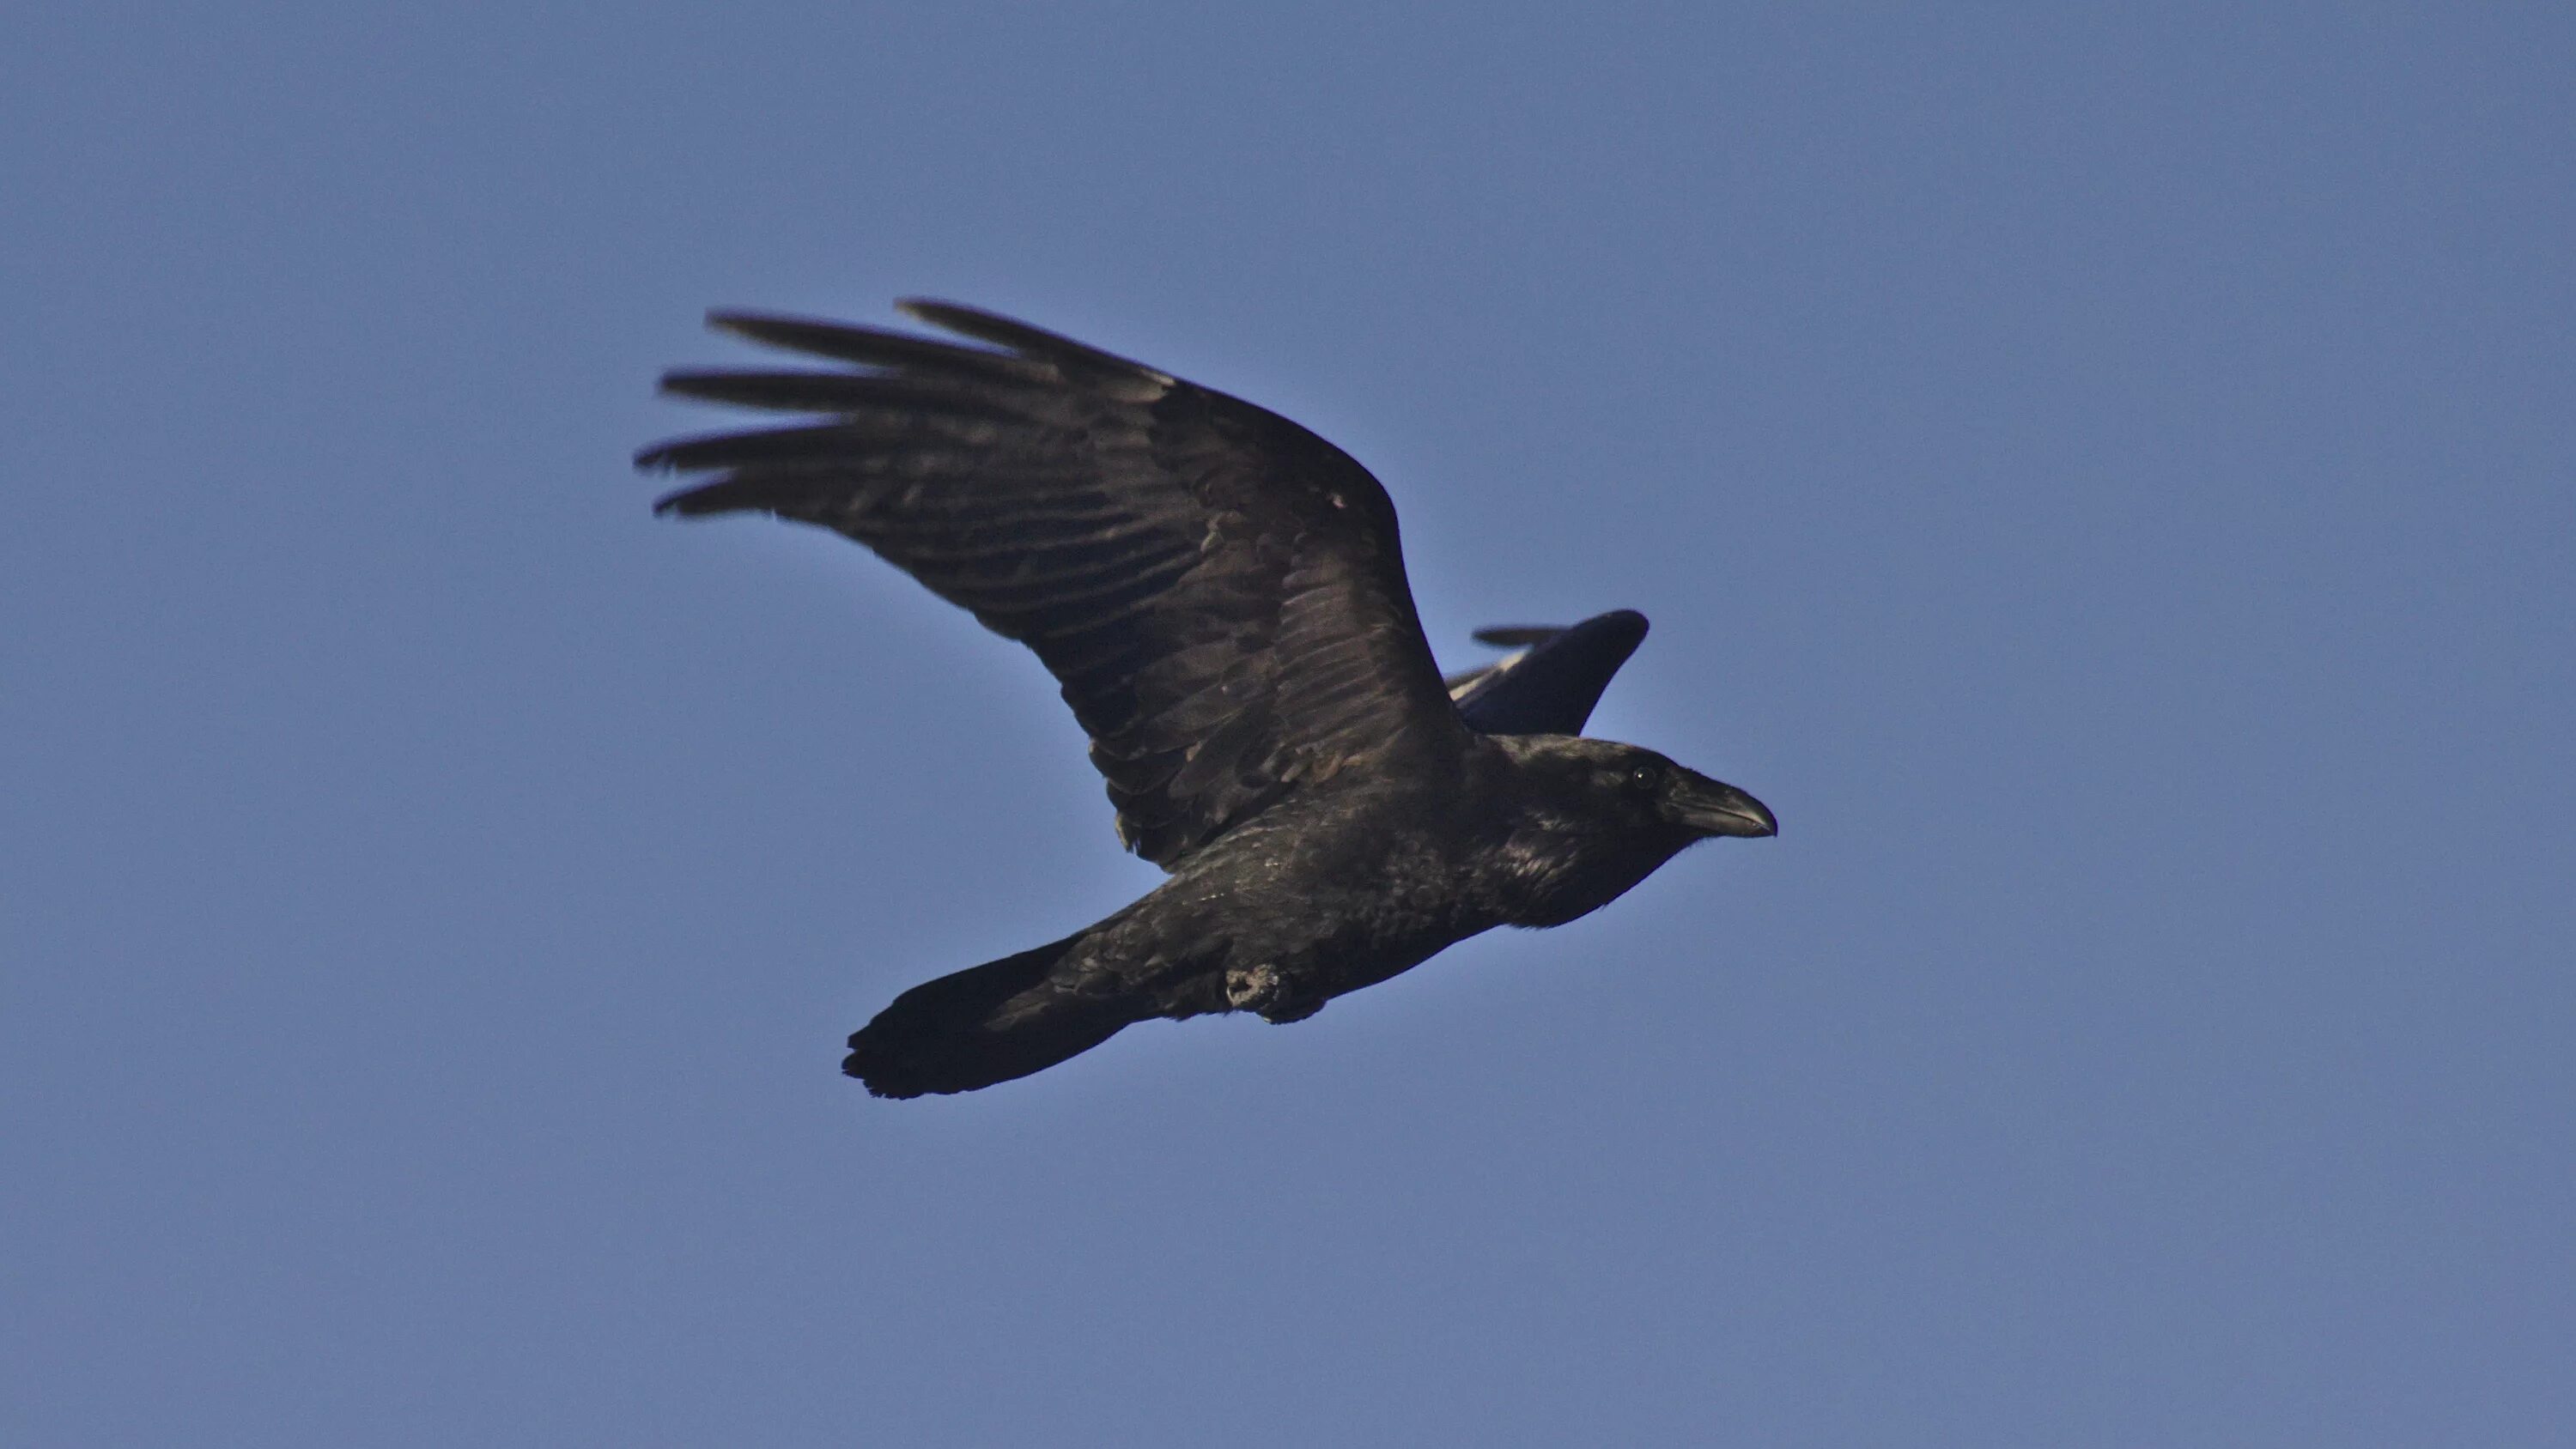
(1627, 764, 1659, 790)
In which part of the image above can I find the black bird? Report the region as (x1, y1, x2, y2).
(637, 302, 1776, 1097)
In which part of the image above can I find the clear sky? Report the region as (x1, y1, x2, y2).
(6, 5, 2570, 1445)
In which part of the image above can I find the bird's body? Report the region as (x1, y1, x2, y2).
(846, 734, 1741, 1097)
(639, 301, 1774, 1096)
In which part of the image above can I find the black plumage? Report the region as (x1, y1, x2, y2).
(638, 302, 1775, 1097)
(1445, 609, 1651, 736)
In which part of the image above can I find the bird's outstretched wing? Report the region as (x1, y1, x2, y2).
(637, 301, 1464, 867)
(1443, 609, 1649, 736)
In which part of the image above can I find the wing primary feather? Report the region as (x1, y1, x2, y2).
(898, 300, 1174, 386)
(658, 369, 1032, 417)
(653, 474, 824, 518)
(1470, 625, 1566, 647)
(706, 311, 1053, 383)
(633, 423, 879, 474)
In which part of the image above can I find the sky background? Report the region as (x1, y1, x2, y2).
(6, 5, 2572, 1445)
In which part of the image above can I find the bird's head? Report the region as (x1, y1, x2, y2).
(1501, 735, 1775, 842)
(1593, 743, 1777, 844)
(1486, 735, 1775, 926)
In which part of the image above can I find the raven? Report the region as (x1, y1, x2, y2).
(637, 301, 1775, 1097)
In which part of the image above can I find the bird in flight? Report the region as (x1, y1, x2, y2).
(637, 301, 1776, 1097)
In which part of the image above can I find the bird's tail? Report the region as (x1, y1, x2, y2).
(843, 932, 1139, 1098)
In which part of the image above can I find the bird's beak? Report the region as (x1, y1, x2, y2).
(1671, 777, 1777, 839)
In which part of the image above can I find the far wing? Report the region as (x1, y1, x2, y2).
(637, 302, 1466, 867)
(1443, 609, 1648, 736)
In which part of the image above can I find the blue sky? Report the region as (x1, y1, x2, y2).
(6, 5, 2570, 1445)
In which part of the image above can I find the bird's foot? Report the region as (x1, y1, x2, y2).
(1225, 964, 1324, 1024)
(1224, 963, 1280, 1010)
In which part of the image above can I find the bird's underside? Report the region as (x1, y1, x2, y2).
(638, 300, 1775, 1097)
